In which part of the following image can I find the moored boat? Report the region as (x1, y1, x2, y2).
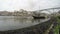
(33, 16, 45, 19)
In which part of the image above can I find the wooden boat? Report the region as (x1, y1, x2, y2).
(33, 16, 45, 19)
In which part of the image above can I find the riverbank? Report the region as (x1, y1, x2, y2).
(0, 9, 32, 16)
(53, 16, 60, 34)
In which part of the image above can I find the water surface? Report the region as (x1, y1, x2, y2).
(0, 16, 50, 31)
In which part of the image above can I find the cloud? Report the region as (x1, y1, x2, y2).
(0, 0, 60, 11)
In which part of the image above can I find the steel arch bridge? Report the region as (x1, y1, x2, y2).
(37, 7, 60, 13)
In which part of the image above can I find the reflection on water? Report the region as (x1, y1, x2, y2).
(0, 16, 50, 31)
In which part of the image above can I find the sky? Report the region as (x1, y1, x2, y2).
(0, 0, 60, 11)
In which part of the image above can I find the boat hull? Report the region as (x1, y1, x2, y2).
(33, 16, 45, 19)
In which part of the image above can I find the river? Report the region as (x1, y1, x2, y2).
(0, 16, 50, 31)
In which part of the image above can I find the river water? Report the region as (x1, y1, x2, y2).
(0, 16, 50, 31)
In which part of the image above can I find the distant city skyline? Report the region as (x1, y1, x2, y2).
(0, 0, 60, 12)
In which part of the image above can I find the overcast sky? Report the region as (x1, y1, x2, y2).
(0, 0, 60, 11)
